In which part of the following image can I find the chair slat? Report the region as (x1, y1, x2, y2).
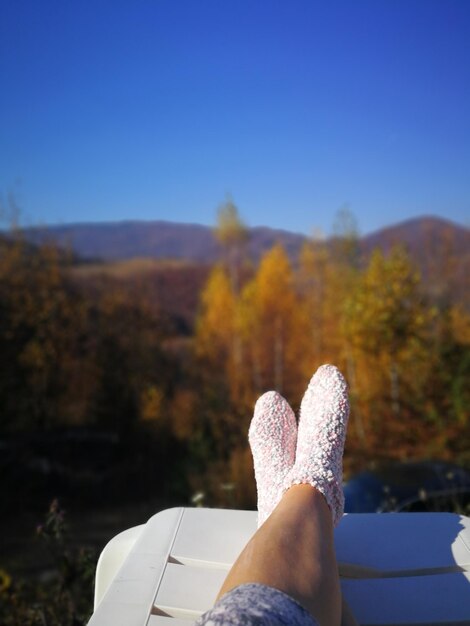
(154, 563, 226, 618)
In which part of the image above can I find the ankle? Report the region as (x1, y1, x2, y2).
(281, 483, 331, 515)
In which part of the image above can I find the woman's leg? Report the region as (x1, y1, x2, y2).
(205, 364, 358, 626)
(217, 483, 341, 626)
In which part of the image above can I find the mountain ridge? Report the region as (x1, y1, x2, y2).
(18, 215, 469, 264)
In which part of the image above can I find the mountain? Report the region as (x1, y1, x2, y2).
(20, 220, 307, 263)
(362, 216, 470, 258)
(19, 215, 469, 264)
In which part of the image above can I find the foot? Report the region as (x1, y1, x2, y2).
(284, 364, 349, 526)
(249, 391, 297, 527)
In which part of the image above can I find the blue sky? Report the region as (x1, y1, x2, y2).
(1, 0, 469, 236)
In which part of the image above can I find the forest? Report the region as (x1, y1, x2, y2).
(0, 204, 469, 624)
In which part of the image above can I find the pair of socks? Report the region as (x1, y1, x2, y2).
(248, 364, 350, 527)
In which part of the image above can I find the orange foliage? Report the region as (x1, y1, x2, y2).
(195, 240, 470, 480)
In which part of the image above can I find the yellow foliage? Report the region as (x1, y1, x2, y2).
(298, 240, 350, 371)
(140, 385, 164, 422)
(450, 306, 470, 345)
(238, 244, 310, 401)
(193, 236, 469, 471)
(171, 389, 199, 440)
(0, 569, 12, 593)
(214, 199, 248, 248)
(195, 265, 236, 361)
(343, 246, 425, 355)
(339, 246, 437, 453)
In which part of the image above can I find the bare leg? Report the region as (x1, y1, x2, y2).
(217, 484, 342, 626)
(212, 365, 358, 626)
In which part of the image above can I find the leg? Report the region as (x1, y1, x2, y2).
(217, 483, 341, 626)
(286, 364, 350, 528)
(200, 365, 357, 626)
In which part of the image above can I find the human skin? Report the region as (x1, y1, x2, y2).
(217, 484, 358, 626)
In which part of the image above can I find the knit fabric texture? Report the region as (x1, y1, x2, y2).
(195, 583, 319, 626)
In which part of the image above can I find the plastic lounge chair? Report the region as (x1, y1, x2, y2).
(87, 508, 470, 625)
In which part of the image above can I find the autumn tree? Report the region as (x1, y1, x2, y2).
(448, 306, 470, 429)
(195, 265, 237, 371)
(238, 244, 310, 405)
(332, 205, 361, 269)
(342, 246, 432, 456)
(214, 197, 249, 294)
(193, 265, 243, 456)
(297, 236, 352, 373)
(419, 303, 470, 462)
(0, 237, 86, 432)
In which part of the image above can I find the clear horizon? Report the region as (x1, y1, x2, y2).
(4, 213, 467, 242)
(1, 0, 469, 236)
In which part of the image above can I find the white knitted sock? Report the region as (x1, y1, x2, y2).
(284, 364, 350, 527)
(249, 391, 297, 527)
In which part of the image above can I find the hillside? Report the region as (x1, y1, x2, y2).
(21, 221, 306, 263)
(20, 215, 469, 265)
(362, 215, 470, 259)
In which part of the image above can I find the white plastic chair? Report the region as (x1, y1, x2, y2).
(88, 508, 470, 625)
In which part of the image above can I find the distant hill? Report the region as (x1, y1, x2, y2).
(20, 221, 306, 263)
(362, 216, 470, 258)
(11, 215, 469, 332)
(18, 215, 469, 264)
